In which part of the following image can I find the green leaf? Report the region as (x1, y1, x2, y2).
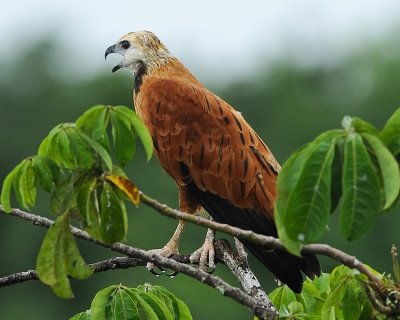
(23, 159, 37, 208)
(329, 265, 353, 286)
(331, 137, 345, 213)
(157, 293, 176, 319)
(87, 191, 102, 240)
(55, 129, 74, 168)
(76, 105, 106, 128)
(321, 278, 346, 320)
(32, 156, 53, 192)
(92, 111, 111, 152)
(342, 281, 361, 320)
(0, 160, 25, 212)
(284, 136, 336, 243)
(300, 280, 324, 315)
(136, 291, 174, 320)
(90, 285, 118, 320)
(363, 133, 400, 210)
(36, 212, 73, 298)
(115, 106, 153, 161)
(13, 160, 30, 209)
(340, 133, 382, 241)
(287, 301, 304, 315)
(381, 107, 400, 157)
(76, 105, 110, 151)
(38, 124, 63, 158)
(100, 182, 127, 243)
(359, 299, 373, 320)
(76, 177, 101, 239)
(14, 158, 37, 209)
(269, 285, 297, 315)
(50, 175, 74, 214)
(275, 146, 309, 255)
(313, 273, 330, 295)
(77, 131, 112, 171)
(36, 212, 92, 298)
(67, 130, 94, 169)
(152, 285, 193, 320)
(69, 311, 91, 320)
(46, 159, 63, 185)
(173, 298, 193, 320)
(128, 290, 159, 320)
(112, 287, 141, 320)
(110, 112, 136, 166)
(351, 117, 381, 137)
(64, 223, 94, 280)
(38, 134, 52, 157)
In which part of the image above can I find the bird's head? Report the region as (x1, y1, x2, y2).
(105, 31, 172, 74)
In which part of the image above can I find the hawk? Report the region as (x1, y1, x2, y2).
(105, 31, 320, 293)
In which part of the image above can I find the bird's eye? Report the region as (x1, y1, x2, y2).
(120, 40, 130, 49)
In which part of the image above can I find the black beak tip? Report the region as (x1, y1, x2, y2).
(105, 44, 116, 60)
(112, 65, 121, 73)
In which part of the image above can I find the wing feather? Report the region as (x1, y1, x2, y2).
(135, 76, 280, 219)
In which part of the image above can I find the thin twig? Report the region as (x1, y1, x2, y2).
(302, 244, 385, 292)
(365, 284, 397, 316)
(0, 257, 145, 287)
(392, 244, 400, 284)
(0, 270, 38, 287)
(0, 256, 179, 288)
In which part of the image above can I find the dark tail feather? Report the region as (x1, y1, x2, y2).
(186, 183, 321, 293)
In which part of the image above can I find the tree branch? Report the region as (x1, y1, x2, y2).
(1, 193, 394, 316)
(215, 239, 277, 315)
(0, 257, 145, 287)
(0, 270, 38, 287)
(0, 206, 277, 320)
(139, 192, 386, 290)
(0, 256, 181, 288)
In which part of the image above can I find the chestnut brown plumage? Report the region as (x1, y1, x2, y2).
(105, 31, 320, 293)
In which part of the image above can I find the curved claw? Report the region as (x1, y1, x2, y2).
(206, 265, 216, 274)
(148, 263, 167, 276)
(165, 270, 179, 277)
(149, 264, 178, 277)
(150, 268, 164, 276)
(158, 266, 166, 273)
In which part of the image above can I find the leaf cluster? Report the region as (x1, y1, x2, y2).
(69, 284, 192, 320)
(0, 105, 153, 297)
(269, 265, 390, 320)
(276, 108, 400, 254)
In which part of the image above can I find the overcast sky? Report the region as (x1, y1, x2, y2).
(2, 0, 400, 82)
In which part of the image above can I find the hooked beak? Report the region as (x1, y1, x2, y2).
(105, 44, 121, 73)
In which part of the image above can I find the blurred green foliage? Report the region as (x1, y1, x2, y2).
(0, 38, 399, 319)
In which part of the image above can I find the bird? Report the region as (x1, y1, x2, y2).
(105, 31, 320, 293)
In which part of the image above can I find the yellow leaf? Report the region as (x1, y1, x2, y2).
(105, 174, 140, 206)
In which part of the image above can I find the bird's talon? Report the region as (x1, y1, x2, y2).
(150, 268, 163, 276)
(159, 266, 166, 272)
(146, 246, 180, 277)
(190, 229, 216, 272)
(206, 265, 216, 274)
(166, 270, 179, 277)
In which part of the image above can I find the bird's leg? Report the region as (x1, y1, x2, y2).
(190, 227, 216, 272)
(146, 219, 185, 275)
(188, 206, 216, 272)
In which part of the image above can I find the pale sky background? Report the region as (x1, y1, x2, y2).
(1, 0, 400, 82)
